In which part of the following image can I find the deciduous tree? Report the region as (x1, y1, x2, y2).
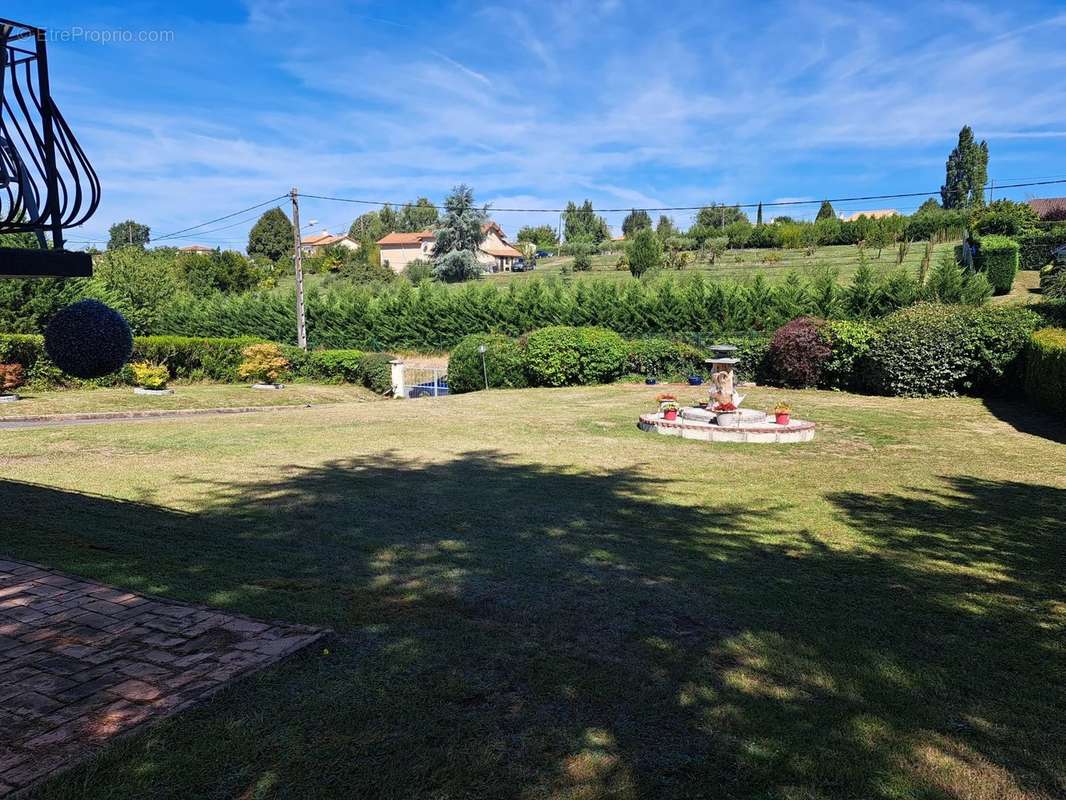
(107, 219, 150, 250)
(247, 207, 291, 263)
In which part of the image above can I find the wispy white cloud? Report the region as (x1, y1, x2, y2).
(37, 0, 1066, 246)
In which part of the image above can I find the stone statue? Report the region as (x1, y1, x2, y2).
(709, 365, 745, 408)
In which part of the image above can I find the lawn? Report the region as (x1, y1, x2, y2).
(3, 385, 1064, 799)
(481, 241, 960, 287)
(0, 382, 379, 418)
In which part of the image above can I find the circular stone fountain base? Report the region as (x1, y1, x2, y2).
(639, 409, 815, 444)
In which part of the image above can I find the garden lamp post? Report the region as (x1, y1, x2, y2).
(478, 344, 488, 391)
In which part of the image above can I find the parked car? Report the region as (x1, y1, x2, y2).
(535, 250, 552, 259)
(511, 258, 527, 272)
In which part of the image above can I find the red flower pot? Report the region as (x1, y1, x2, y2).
(664, 409, 678, 421)
(775, 413, 790, 425)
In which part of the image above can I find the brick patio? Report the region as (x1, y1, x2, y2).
(0, 558, 325, 797)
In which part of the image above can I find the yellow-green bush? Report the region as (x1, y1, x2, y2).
(130, 362, 169, 390)
(1024, 328, 1066, 414)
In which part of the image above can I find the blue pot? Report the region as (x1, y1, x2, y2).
(645, 378, 658, 385)
(687, 375, 703, 385)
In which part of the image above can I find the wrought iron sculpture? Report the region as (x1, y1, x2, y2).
(0, 18, 99, 275)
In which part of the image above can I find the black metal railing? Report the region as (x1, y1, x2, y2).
(0, 18, 100, 250)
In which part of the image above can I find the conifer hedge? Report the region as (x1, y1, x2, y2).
(151, 272, 927, 351)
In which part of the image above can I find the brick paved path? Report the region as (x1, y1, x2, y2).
(0, 559, 325, 797)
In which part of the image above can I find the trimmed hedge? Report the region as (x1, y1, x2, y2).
(864, 304, 1041, 397)
(1017, 230, 1066, 270)
(449, 334, 527, 393)
(625, 338, 706, 380)
(977, 235, 1020, 295)
(0, 333, 394, 393)
(1024, 328, 1066, 414)
(819, 319, 877, 391)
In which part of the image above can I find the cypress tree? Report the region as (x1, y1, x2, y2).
(940, 125, 989, 209)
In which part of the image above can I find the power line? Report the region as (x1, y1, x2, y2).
(153, 194, 289, 242)
(299, 177, 1066, 214)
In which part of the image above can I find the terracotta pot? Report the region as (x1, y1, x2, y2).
(775, 413, 790, 425)
(663, 409, 678, 421)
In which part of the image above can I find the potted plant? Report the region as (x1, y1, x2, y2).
(655, 392, 677, 411)
(661, 401, 680, 421)
(0, 363, 24, 403)
(238, 343, 290, 389)
(773, 401, 792, 425)
(713, 400, 740, 426)
(130, 362, 173, 396)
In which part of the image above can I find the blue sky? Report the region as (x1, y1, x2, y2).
(8, 0, 1066, 249)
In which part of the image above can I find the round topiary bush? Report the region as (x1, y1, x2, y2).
(767, 317, 830, 388)
(44, 300, 133, 379)
(448, 334, 528, 394)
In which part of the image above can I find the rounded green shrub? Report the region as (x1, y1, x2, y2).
(523, 326, 627, 387)
(449, 334, 528, 393)
(523, 326, 582, 387)
(1024, 327, 1066, 414)
(865, 304, 1041, 397)
(575, 327, 627, 384)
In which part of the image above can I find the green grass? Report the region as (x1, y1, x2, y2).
(480, 241, 960, 287)
(269, 242, 960, 293)
(0, 382, 379, 417)
(4, 385, 1064, 799)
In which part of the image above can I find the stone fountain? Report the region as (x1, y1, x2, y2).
(638, 343, 815, 443)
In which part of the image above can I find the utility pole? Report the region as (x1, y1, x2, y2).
(290, 187, 308, 350)
(988, 178, 995, 204)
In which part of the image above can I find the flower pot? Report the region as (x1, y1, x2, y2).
(663, 409, 678, 421)
(715, 411, 741, 427)
(687, 375, 703, 386)
(775, 413, 791, 425)
(645, 378, 657, 385)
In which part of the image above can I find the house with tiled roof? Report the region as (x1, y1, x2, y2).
(839, 209, 900, 222)
(178, 244, 216, 254)
(376, 222, 523, 273)
(300, 231, 360, 256)
(377, 230, 437, 272)
(1027, 197, 1066, 220)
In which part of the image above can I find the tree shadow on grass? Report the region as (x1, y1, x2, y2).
(4, 457, 1065, 799)
(981, 397, 1066, 444)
